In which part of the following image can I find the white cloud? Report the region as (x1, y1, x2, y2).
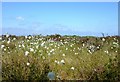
(16, 16, 24, 21)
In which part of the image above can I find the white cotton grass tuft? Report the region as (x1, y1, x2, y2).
(1, 45, 5, 49)
(4, 48, 6, 51)
(113, 42, 118, 45)
(25, 36, 27, 39)
(62, 53, 65, 56)
(88, 49, 92, 54)
(30, 48, 34, 52)
(18, 44, 21, 48)
(60, 59, 65, 64)
(48, 53, 51, 56)
(54, 60, 57, 63)
(82, 43, 85, 47)
(36, 45, 39, 49)
(50, 49, 54, 53)
(13, 38, 16, 41)
(7, 40, 10, 44)
(71, 67, 75, 70)
(75, 53, 78, 55)
(57, 61, 60, 64)
(27, 62, 30, 66)
(22, 44, 25, 48)
(42, 56, 45, 59)
(104, 50, 109, 54)
(25, 51, 29, 56)
(102, 38, 105, 41)
(66, 48, 68, 50)
(41, 41, 45, 47)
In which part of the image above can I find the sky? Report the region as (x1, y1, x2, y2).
(2, 2, 118, 36)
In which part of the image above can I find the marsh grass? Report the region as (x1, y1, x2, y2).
(1, 34, 120, 80)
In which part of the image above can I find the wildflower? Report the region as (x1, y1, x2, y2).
(25, 51, 29, 56)
(71, 67, 75, 70)
(27, 62, 30, 66)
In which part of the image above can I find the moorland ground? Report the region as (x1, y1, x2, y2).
(1, 34, 120, 80)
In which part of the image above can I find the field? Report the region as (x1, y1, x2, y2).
(0, 34, 120, 81)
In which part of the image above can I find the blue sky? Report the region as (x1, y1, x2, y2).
(2, 2, 118, 36)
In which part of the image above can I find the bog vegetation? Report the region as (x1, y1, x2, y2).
(0, 34, 120, 81)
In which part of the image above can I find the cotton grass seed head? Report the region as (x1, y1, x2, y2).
(1, 45, 5, 49)
(71, 67, 75, 70)
(27, 62, 30, 66)
(61, 59, 65, 64)
(25, 51, 29, 56)
(62, 54, 65, 56)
